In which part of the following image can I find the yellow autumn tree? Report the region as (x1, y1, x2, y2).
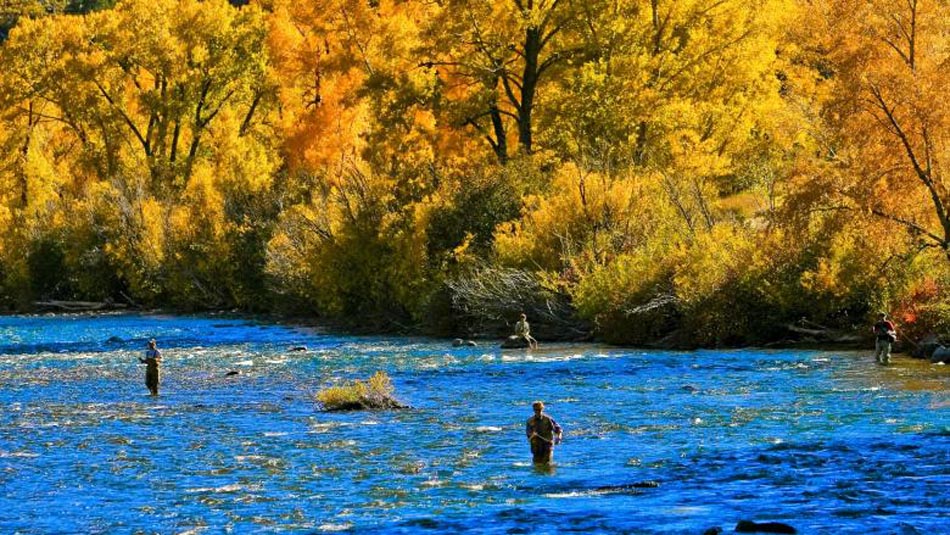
(778, 0, 950, 334)
(265, 0, 452, 322)
(419, 0, 600, 163)
(813, 0, 950, 255)
(0, 0, 279, 307)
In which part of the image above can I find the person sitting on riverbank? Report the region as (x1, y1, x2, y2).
(872, 312, 897, 366)
(139, 339, 162, 395)
(526, 401, 562, 464)
(514, 313, 538, 349)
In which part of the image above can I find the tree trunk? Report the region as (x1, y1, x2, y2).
(489, 104, 508, 163)
(518, 26, 541, 154)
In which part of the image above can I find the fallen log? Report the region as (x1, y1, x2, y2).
(784, 324, 828, 337)
(783, 324, 865, 346)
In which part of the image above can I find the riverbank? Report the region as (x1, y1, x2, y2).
(2, 307, 933, 357)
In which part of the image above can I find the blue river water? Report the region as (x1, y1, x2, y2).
(1, 313, 949, 534)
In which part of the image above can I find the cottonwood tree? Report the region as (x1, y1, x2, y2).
(804, 0, 950, 258)
(0, 0, 280, 306)
(420, 0, 597, 163)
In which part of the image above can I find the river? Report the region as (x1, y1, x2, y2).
(0, 313, 948, 534)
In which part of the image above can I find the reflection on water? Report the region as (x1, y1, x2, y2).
(1, 314, 950, 534)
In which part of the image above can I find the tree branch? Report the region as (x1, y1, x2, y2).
(92, 79, 150, 156)
(868, 83, 949, 239)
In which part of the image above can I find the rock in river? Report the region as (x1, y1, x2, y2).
(500, 335, 531, 349)
(735, 520, 797, 534)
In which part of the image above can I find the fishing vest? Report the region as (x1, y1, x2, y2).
(528, 415, 556, 440)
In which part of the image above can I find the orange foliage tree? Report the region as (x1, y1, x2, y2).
(800, 0, 950, 256)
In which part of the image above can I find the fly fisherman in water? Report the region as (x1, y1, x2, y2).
(526, 401, 562, 464)
(140, 339, 162, 395)
(872, 312, 897, 366)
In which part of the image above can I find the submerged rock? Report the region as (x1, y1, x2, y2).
(289, 346, 308, 352)
(452, 339, 478, 347)
(896, 522, 923, 535)
(591, 481, 660, 493)
(225, 370, 240, 377)
(702, 528, 723, 535)
(106, 336, 124, 344)
(735, 520, 797, 534)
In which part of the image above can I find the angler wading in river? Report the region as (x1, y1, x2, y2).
(139, 339, 162, 395)
(526, 401, 562, 464)
(872, 312, 897, 366)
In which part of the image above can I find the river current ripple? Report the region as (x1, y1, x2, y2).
(1, 314, 949, 534)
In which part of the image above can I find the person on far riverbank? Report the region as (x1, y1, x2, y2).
(140, 339, 162, 395)
(526, 401, 562, 464)
(872, 312, 897, 366)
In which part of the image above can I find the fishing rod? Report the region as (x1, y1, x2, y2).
(529, 433, 561, 444)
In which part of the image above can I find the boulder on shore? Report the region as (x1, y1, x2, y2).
(912, 334, 942, 359)
(931, 345, 950, 364)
